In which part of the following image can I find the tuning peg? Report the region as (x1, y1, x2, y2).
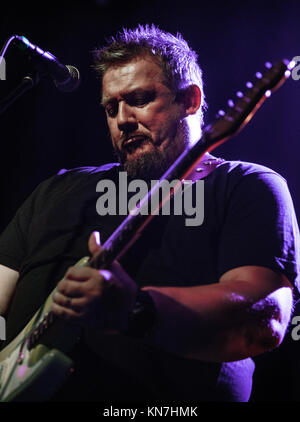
(285, 69, 291, 78)
(227, 99, 234, 107)
(288, 60, 296, 70)
(217, 109, 225, 117)
(236, 91, 244, 98)
(246, 81, 253, 89)
(255, 71, 263, 79)
(265, 61, 272, 69)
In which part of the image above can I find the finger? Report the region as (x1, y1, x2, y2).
(53, 290, 70, 307)
(53, 290, 88, 311)
(64, 266, 99, 281)
(57, 278, 86, 297)
(99, 269, 113, 282)
(51, 301, 84, 321)
(88, 231, 101, 256)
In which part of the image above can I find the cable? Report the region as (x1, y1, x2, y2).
(0, 35, 17, 73)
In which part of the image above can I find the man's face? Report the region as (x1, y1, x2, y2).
(101, 55, 189, 180)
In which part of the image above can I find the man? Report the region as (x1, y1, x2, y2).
(0, 25, 299, 402)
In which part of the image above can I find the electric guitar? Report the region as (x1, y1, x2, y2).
(0, 59, 292, 402)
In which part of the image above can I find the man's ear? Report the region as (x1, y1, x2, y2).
(176, 85, 201, 117)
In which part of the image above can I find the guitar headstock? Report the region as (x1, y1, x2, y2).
(203, 59, 293, 145)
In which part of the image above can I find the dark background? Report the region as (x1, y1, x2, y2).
(0, 0, 299, 402)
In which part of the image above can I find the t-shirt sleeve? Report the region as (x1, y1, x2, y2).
(0, 164, 118, 275)
(217, 170, 300, 294)
(0, 176, 58, 272)
(0, 200, 32, 271)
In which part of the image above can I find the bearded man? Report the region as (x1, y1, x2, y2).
(0, 25, 298, 402)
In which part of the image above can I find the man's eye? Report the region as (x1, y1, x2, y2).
(106, 105, 118, 117)
(128, 92, 155, 107)
(127, 97, 147, 107)
(135, 96, 150, 105)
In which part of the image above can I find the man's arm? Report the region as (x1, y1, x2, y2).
(51, 233, 293, 363)
(0, 264, 18, 316)
(143, 265, 293, 362)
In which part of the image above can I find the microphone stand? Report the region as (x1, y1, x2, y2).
(0, 72, 40, 116)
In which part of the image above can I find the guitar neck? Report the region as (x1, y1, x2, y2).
(88, 59, 291, 271)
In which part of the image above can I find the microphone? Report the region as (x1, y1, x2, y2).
(13, 35, 80, 92)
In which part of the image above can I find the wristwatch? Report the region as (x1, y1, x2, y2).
(126, 289, 157, 339)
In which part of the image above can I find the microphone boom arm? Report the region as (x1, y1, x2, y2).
(0, 34, 80, 115)
(0, 74, 39, 116)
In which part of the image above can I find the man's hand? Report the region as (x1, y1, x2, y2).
(51, 231, 138, 332)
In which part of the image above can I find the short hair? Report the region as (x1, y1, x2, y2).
(93, 24, 206, 126)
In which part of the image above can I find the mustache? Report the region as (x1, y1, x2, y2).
(119, 132, 153, 149)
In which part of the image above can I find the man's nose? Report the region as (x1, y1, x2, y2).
(117, 101, 138, 132)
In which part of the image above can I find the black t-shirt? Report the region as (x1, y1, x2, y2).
(0, 160, 299, 402)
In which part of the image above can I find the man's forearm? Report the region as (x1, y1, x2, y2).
(0, 264, 18, 317)
(143, 278, 291, 362)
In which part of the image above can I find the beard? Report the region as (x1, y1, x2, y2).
(113, 119, 190, 183)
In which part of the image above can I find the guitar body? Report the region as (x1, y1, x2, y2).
(0, 257, 88, 402)
(0, 344, 72, 402)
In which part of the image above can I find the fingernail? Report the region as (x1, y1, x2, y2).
(93, 231, 101, 246)
(100, 270, 110, 281)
